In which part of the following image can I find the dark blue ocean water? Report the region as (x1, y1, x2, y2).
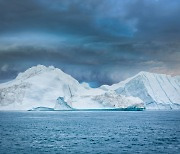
(0, 111, 180, 154)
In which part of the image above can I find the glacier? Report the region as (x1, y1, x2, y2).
(0, 65, 179, 110)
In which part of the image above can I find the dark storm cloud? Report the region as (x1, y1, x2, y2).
(0, 0, 180, 85)
(0, 0, 132, 40)
(125, 0, 180, 41)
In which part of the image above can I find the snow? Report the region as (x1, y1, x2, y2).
(92, 91, 144, 109)
(0, 65, 179, 110)
(114, 72, 180, 110)
(0, 65, 81, 110)
(80, 82, 91, 89)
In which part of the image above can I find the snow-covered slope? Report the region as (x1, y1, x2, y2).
(0, 65, 143, 110)
(68, 91, 143, 109)
(0, 65, 82, 110)
(111, 72, 180, 110)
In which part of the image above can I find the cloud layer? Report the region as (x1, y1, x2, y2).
(0, 0, 180, 85)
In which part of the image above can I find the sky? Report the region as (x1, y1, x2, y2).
(0, 0, 180, 86)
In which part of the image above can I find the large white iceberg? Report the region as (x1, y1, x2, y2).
(0, 65, 143, 110)
(0, 65, 179, 110)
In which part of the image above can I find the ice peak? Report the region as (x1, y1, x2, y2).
(137, 71, 152, 76)
(16, 65, 57, 80)
(136, 71, 170, 78)
(28, 65, 54, 72)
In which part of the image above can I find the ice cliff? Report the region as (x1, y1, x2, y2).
(102, 72, 180, 110)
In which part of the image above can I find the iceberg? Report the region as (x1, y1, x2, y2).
(0, 65, 179, 110)
(106, 72, 180, 110)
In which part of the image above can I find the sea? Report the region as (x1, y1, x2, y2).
(0, 111, 180, 154)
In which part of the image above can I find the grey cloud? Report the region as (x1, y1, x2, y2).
(0, 0, 180, 85)
(125, 0, 180, 41)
